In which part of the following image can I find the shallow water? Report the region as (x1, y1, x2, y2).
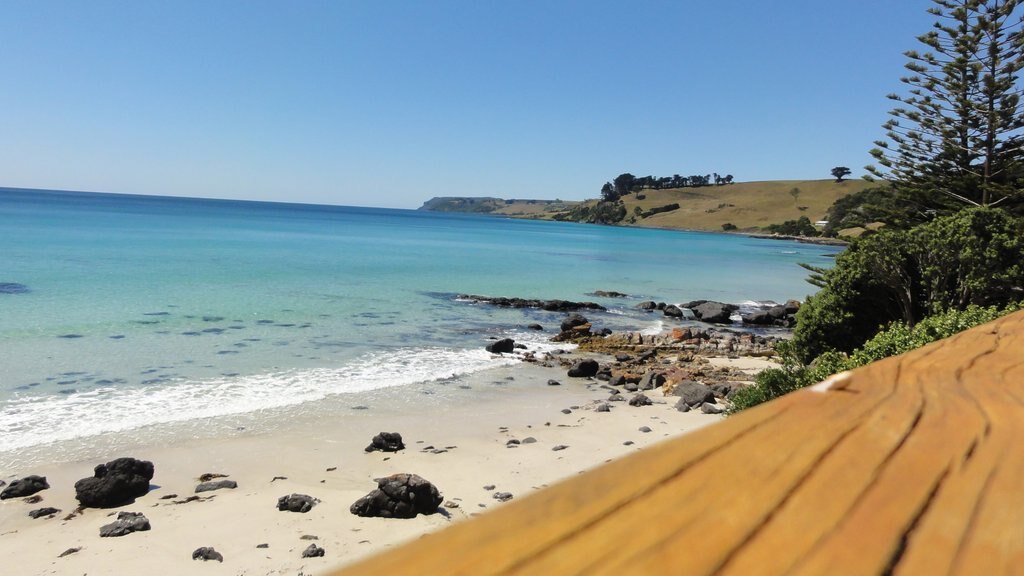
(0, 187, 839, 464)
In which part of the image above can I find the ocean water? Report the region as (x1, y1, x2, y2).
(0, 187, 839, 467)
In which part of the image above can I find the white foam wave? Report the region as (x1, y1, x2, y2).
(640, 321, 665, 336)
(0, 346, 519, 453)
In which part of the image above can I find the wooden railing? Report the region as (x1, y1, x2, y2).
(333, 310, 1024, 575)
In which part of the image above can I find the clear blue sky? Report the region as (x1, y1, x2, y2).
(1, 1, 932, 208)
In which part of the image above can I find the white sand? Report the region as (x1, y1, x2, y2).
(0, 361, 730, 575)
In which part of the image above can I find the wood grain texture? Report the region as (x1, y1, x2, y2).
(332, 310, 1024, 576)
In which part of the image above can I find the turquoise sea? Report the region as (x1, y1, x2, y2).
(0, 187, 839, 467)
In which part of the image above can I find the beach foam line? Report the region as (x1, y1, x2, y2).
(0, 346, 522, 453)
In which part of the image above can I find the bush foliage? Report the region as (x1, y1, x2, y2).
(730, 303, 1023, 413)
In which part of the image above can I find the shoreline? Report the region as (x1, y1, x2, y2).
(0, 351, 776, 575)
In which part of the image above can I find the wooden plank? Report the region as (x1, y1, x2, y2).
(332, 310, 1024, 576)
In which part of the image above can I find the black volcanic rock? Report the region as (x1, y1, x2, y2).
(560, 313, 589, 332)
(567, 359, 599, 378)
(365, 432, 405, 453)
(485, 338, 516, 354)
(277, 493, 317, 513)
(349, 473, 442, 519)
(192, 547, 224, 562)
(99, 511, 150, 537)
(0, 475, 49, 500)
(74, 458, 154, 508)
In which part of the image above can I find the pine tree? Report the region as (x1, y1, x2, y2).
(867, 0, 1024, 212)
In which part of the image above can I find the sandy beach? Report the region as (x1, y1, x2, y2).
(0, 355, 775, 576)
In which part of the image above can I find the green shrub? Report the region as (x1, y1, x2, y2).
(793, 207, 1024, 362)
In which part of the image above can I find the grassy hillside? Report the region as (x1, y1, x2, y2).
(421, 179, 876, 233)
(611, 179, 873, 232)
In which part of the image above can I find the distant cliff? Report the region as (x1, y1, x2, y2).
(419, 196, 580, 217)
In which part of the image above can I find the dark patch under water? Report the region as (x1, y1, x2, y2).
(0, 282, 29, 294)
(58, 334, 83, 339)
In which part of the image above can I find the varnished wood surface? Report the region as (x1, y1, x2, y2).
(333, 310, 1024, 575)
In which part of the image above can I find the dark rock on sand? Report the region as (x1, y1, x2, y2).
(639, 426, 652, 433)
(595, 403, 611, 412)
(277, 493, 318, 513)
(28, 507, 61, 519)
(58, 547, 81, 558)
(552, 445, 568, 451)
(485, 338, 516, 354)
(629, 394, 653, 407)
(639, 371, 666, 391)
(74, 457, 154, 508)
(547, 379, 561, 386)
(99, 511, 151, 537)
(493, 492, 514, 502)
(672, 381, 717, 407)
(302, 544, 326, 558)
(567, 359, 599, 378)
(195, 479, 237, 493)
(350, 473, 443, 519)
(635, 301, 658, 311)
(192, 547, 224, 562)
(522, 437, 537, 444)
(702, 402, 725, 415)
(0, 475, 49, 499)
(365, 432, 405, 453)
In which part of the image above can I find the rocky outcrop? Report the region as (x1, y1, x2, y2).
(741, 299, 801, 327)
(0, 475, 49, 500)
(589, 290, 628, 298)
(99, 511, 150, 537)
(349, 473, 443, 519)
(365, 432, 405, 453)
(576, 327, 778, 356)
(456, 295, 606, 312)
(684, 301, 738, 324)
(75, 458, 154, 508)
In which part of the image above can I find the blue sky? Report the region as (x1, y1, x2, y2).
(1, 1, 932, 208)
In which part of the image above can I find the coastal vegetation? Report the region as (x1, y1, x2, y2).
(733, 0, 1024, 411)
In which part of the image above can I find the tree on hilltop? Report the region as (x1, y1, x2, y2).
(867, 0, 1024, 217)
(613, 173, 636, 199)
(831, 166, 852, 182)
